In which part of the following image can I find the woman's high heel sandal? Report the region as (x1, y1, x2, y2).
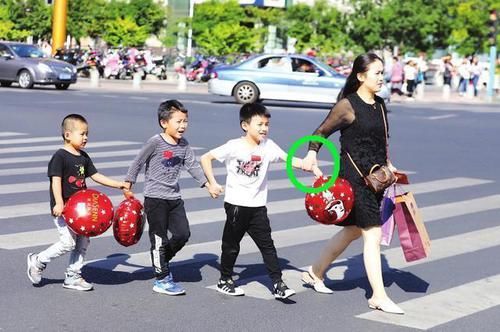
(368, 298, 405, 315)
(301, 266, 333, 294)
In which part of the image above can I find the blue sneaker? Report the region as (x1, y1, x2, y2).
(152, 274, 185, 295)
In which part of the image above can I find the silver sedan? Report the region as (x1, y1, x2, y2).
(209, 54, 390, 104)
(0, 41, 77, 90)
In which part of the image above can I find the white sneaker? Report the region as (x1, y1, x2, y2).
(27, 253, 45, 285)
(301, 266, 333, 294)
(63, 273, 93, 291)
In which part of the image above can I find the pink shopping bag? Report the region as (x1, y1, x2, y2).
(380, 185, 396, 246)
(394, 191, 431, 262)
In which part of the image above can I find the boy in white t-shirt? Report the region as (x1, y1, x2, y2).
(200, 103, 321, 299)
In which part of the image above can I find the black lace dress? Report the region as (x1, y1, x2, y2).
(309, 93, 388, 228)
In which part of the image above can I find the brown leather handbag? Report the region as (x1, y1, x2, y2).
(346, 103, 396, 193)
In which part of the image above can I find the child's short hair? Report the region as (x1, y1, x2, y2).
(239, 103, 271, 128)
(157, 99, 188, 127)
(61, 114, 87, 140)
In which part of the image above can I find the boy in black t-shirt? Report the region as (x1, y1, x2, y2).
(27, 114, 130, 291)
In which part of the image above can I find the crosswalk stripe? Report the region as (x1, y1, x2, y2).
(0, 174, 497, 223)
(356, 274, 500, 330)
(0, 147, 204, 165)
(0, 132, 27, 137)
(0, 149, 140, 165)
(2, 186, 499, 253)
(0, 141, 139, 154)
(0, 136, 62, 145)
(209, 224, 500, 301)
(0, 174, 486, 198)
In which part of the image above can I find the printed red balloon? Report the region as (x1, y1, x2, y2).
(113, 198, 145, 247)
(62, 189, 114, 237)
(305, 176, 354, 225)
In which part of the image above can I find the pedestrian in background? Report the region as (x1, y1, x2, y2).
(457, 58, 471, 97)
(442, 56, 454, 99)
(390, 56, 404, 96)
(301, 53, 405, 315)
(404, 60, 417, 100)
(470, 56, 481, 97)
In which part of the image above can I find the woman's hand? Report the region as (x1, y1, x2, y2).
(387, 160, 397, 173)
(312, 165, 323, 178)
(302, 150, 318, 172)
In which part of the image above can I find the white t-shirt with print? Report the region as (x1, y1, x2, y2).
(210, 137, 285, 207)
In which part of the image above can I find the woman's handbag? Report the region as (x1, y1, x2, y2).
(346, 104, 396, 193)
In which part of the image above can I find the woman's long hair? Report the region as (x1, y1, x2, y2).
(338, 53, 384, 102)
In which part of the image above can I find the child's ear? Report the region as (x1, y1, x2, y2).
(64, 131, 70, 140)
(240, 121, 248, 132)
(160, 119, 167, 129)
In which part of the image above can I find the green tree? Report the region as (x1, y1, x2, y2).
(286, 0, 354, 55)
(448, 0, 499, 55)
(7, 0, 51, 41)
(0, 5, 30, 40)
(192, 0, 259, 55)
(102, 17, 149, 47)
(124, 0, 166, 35)
(67, 0, 108, 43)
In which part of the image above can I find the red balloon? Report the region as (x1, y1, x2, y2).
(305, 176, 354, 225)
(62, 189, 114, 237)
(113, 198, 145, 247)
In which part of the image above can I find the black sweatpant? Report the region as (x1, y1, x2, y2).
(220, 202, 282, 283)
(144, 197, 190, 280)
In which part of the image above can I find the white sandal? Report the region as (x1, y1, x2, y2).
(301, 266, 333, 294)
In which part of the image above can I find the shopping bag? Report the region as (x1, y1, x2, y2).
(394, 191, 430, 262)
(380, 185, 396, 246)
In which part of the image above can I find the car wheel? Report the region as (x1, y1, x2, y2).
(18, 70, 34, 89)
(0, 81, 12, 87)
(55, 83, 70, 90)
(234, 82, 259, 104)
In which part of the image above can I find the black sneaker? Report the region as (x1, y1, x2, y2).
(273, 280, 296, 299)
(216, 278, 244, 296)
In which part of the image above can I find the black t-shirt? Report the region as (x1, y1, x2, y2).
(48, 149, 98, 210)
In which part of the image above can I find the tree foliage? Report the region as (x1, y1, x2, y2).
(192, 0, 261, 55)
(101, 17, 149, 47)
(0, 0, 497, 56)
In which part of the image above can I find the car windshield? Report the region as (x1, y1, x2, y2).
(10, 45, 45, 58)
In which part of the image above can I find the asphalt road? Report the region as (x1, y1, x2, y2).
(0, 84, 499, 332)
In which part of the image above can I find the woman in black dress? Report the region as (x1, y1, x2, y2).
(301, 53, 404, 315)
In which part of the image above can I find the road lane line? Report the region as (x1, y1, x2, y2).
(0, 132, 27, 137)
(0, 141, 140, 154)
(356, 274, 500, 330)
(209, 224, 500, 300)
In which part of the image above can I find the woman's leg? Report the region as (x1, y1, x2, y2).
(311, 225, 362, 278)
(361, 226, 387, 300)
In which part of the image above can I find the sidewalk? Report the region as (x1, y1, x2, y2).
(73, 77, 209, 94)
(73, 78, 499, 105)
(390, 86, 499, 105)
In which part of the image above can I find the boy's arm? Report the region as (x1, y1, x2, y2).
(90, 173, 127, 189)
(278, 151, 323, 178)
(200, 152, 219, 186)
(51, 176, 64, 217)
(124, 138, 156, 187)
(200, 152, 224, 198)
(183, 145, 208, 188)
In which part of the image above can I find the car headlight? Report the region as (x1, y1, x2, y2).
(69, 66, 77, 74)
(37, 63, 53, 73)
